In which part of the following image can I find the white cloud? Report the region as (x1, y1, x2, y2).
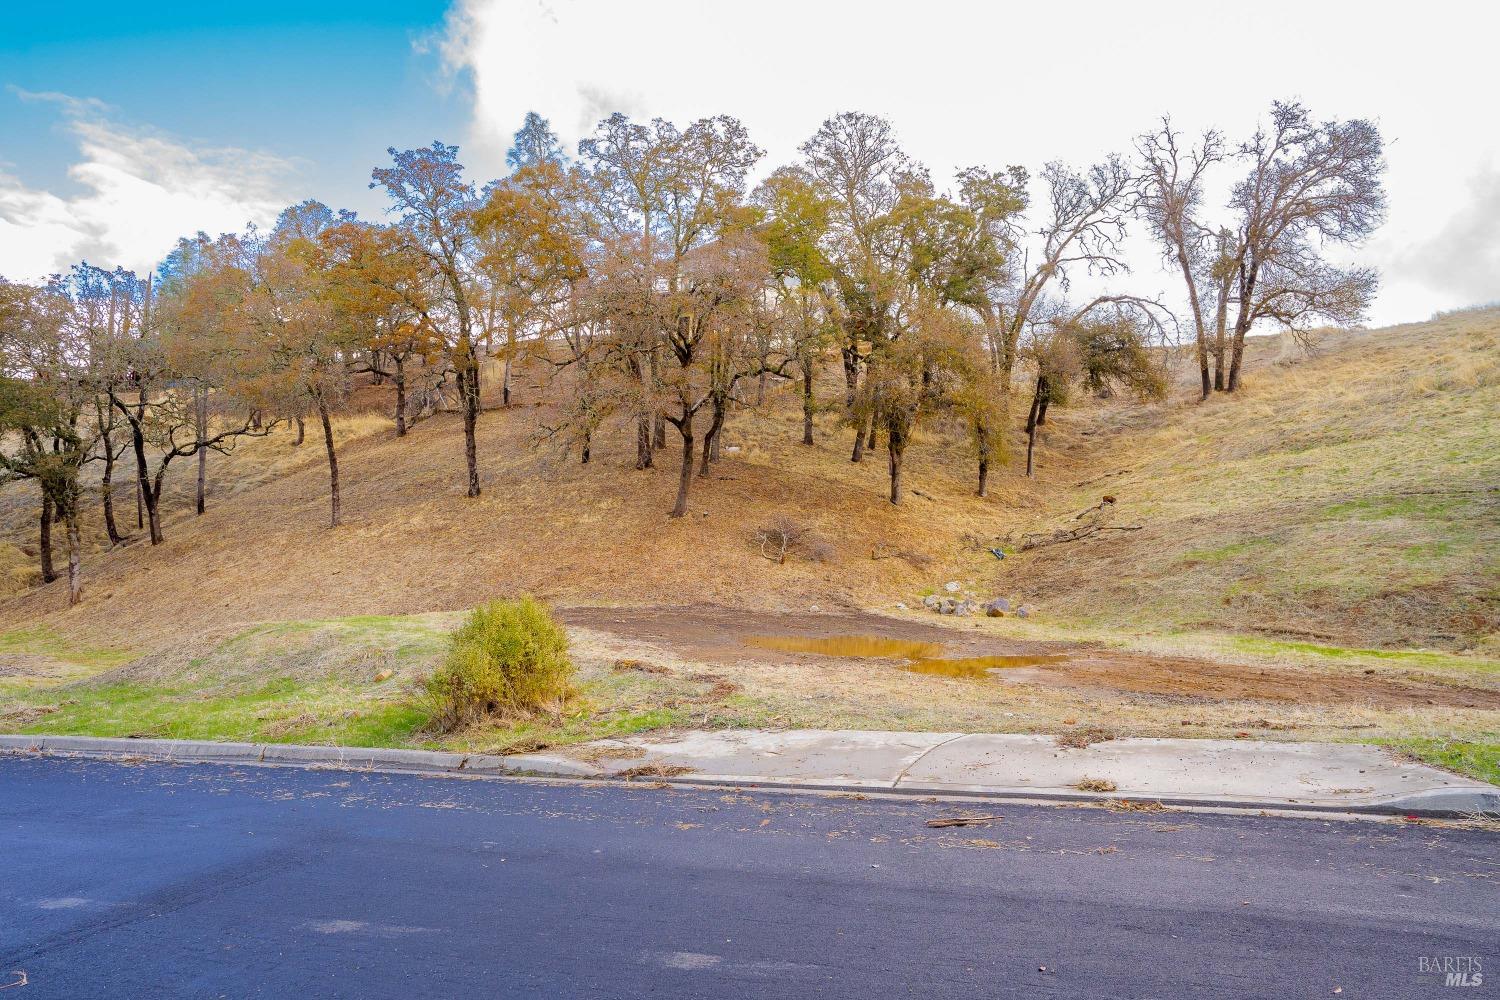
(1370, 165, 1500, 315)
(437, 0, 1500, 326)
(0, 91, 295, 280)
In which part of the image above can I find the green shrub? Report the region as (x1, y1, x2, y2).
(427, 597, 574, 731)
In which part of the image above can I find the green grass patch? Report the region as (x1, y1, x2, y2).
(0, 627, 137, 670)
(1385, 738, 1500, 788)
(9, 679, 430, 748)
(1180, 538, 1276, 564)
(1321, 494, 1468, 521)
(1226, 637, 1500, 675)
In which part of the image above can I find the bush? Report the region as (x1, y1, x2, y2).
(754, 517, 833, 563)
(427, 596, 574, 732)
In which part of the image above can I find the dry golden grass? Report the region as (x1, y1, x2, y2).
(0, 308, 1493, 671)
(993, 309, 1499, 651)
(0, 378, 1054, 652)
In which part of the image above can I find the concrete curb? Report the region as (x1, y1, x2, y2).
(2, 733, 1496, 819)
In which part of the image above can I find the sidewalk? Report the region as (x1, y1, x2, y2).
(3, 730, 1495, 817)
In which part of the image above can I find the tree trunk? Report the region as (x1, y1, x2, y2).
(581, 428, 591, 465)
(293, 417, 305, 446)
(502, 356, 512, 407)
(129, 417, 162, 544)
(194, 387, 208, 515)
(100, 427, 123, 546)
(635, 415, 653, 470)
(650, 342, 667, 449)
(866, 416, 878, 451)
(318, 395, 341, 527)
(1225, 268, 1256, 393)
(460, 349, 481, 497)
(64, 500, 82, 607)
(887, 426, 905, 505)
(1227, 327, 1248, 392)
(632, 353, 654, 469)
(841, 344, 858, 408)
(801, 354, 815, 445)
(976, 416, 990, 498)
(670, 413, 694, 518)
(851, 408, 871, 463)
(1212, 273, 1230, 391)
(1025, 376, 1045, 478)
(1173, 245, 1211, 401)
(393, 356, 407, 437)
(39, 492, 56, 583)
(699, 396, 726, 478)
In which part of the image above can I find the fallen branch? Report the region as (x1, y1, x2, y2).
(1019, 523, 1143, 551)
(925, 814, 1004, 829)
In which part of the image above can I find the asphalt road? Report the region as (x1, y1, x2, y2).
(1, 756, 1494, 999)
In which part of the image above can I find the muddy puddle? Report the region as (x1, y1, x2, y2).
(743, 634, 1067, 680)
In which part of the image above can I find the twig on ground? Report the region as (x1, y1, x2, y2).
(926, 814, 1004, 828)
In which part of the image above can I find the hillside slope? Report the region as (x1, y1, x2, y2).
(1005, 307, 1498, 651)
(0, 308, 1494, 657)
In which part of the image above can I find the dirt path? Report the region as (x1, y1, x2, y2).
(560, 606, 1500, 711)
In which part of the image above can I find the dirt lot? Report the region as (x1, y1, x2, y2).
(561, 605, 1500, 712)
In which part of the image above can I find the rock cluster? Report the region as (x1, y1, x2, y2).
(922, 590, 1030, 618)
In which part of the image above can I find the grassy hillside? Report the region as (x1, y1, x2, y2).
(0, 310, 1495, 781)
(998, 307, 1499, 653)
(0, 308, 1493, 655)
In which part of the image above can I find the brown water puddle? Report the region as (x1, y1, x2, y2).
(743, 634, 1067, 679)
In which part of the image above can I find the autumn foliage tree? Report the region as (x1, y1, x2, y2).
(0, 99, 1392, 609)
(373, 143, 488, 496)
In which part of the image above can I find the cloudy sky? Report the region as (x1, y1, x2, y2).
(2, 0, 1496, 326)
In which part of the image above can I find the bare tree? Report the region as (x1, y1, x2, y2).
(1221, 102, 1386, 391)
(1136, 120, 1224, 399)
(998, 156, 1136, 385)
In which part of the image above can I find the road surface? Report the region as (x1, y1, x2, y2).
(1, 755, 1494, 998)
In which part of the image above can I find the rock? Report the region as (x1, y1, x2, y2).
(952, 600, 977, 617)
(938, 598, 958, 615)
(990, 548, 1006, 560)
(943, 581, 961, 593)
(985, 597, 1011, 613)
(809, 605, 820, 612)
(1016, 606, 1029, 618)
(922, 594, 941, 610)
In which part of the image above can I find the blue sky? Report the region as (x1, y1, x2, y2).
(3, 0, 1497, 324)
(2, 1, 461, 214)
